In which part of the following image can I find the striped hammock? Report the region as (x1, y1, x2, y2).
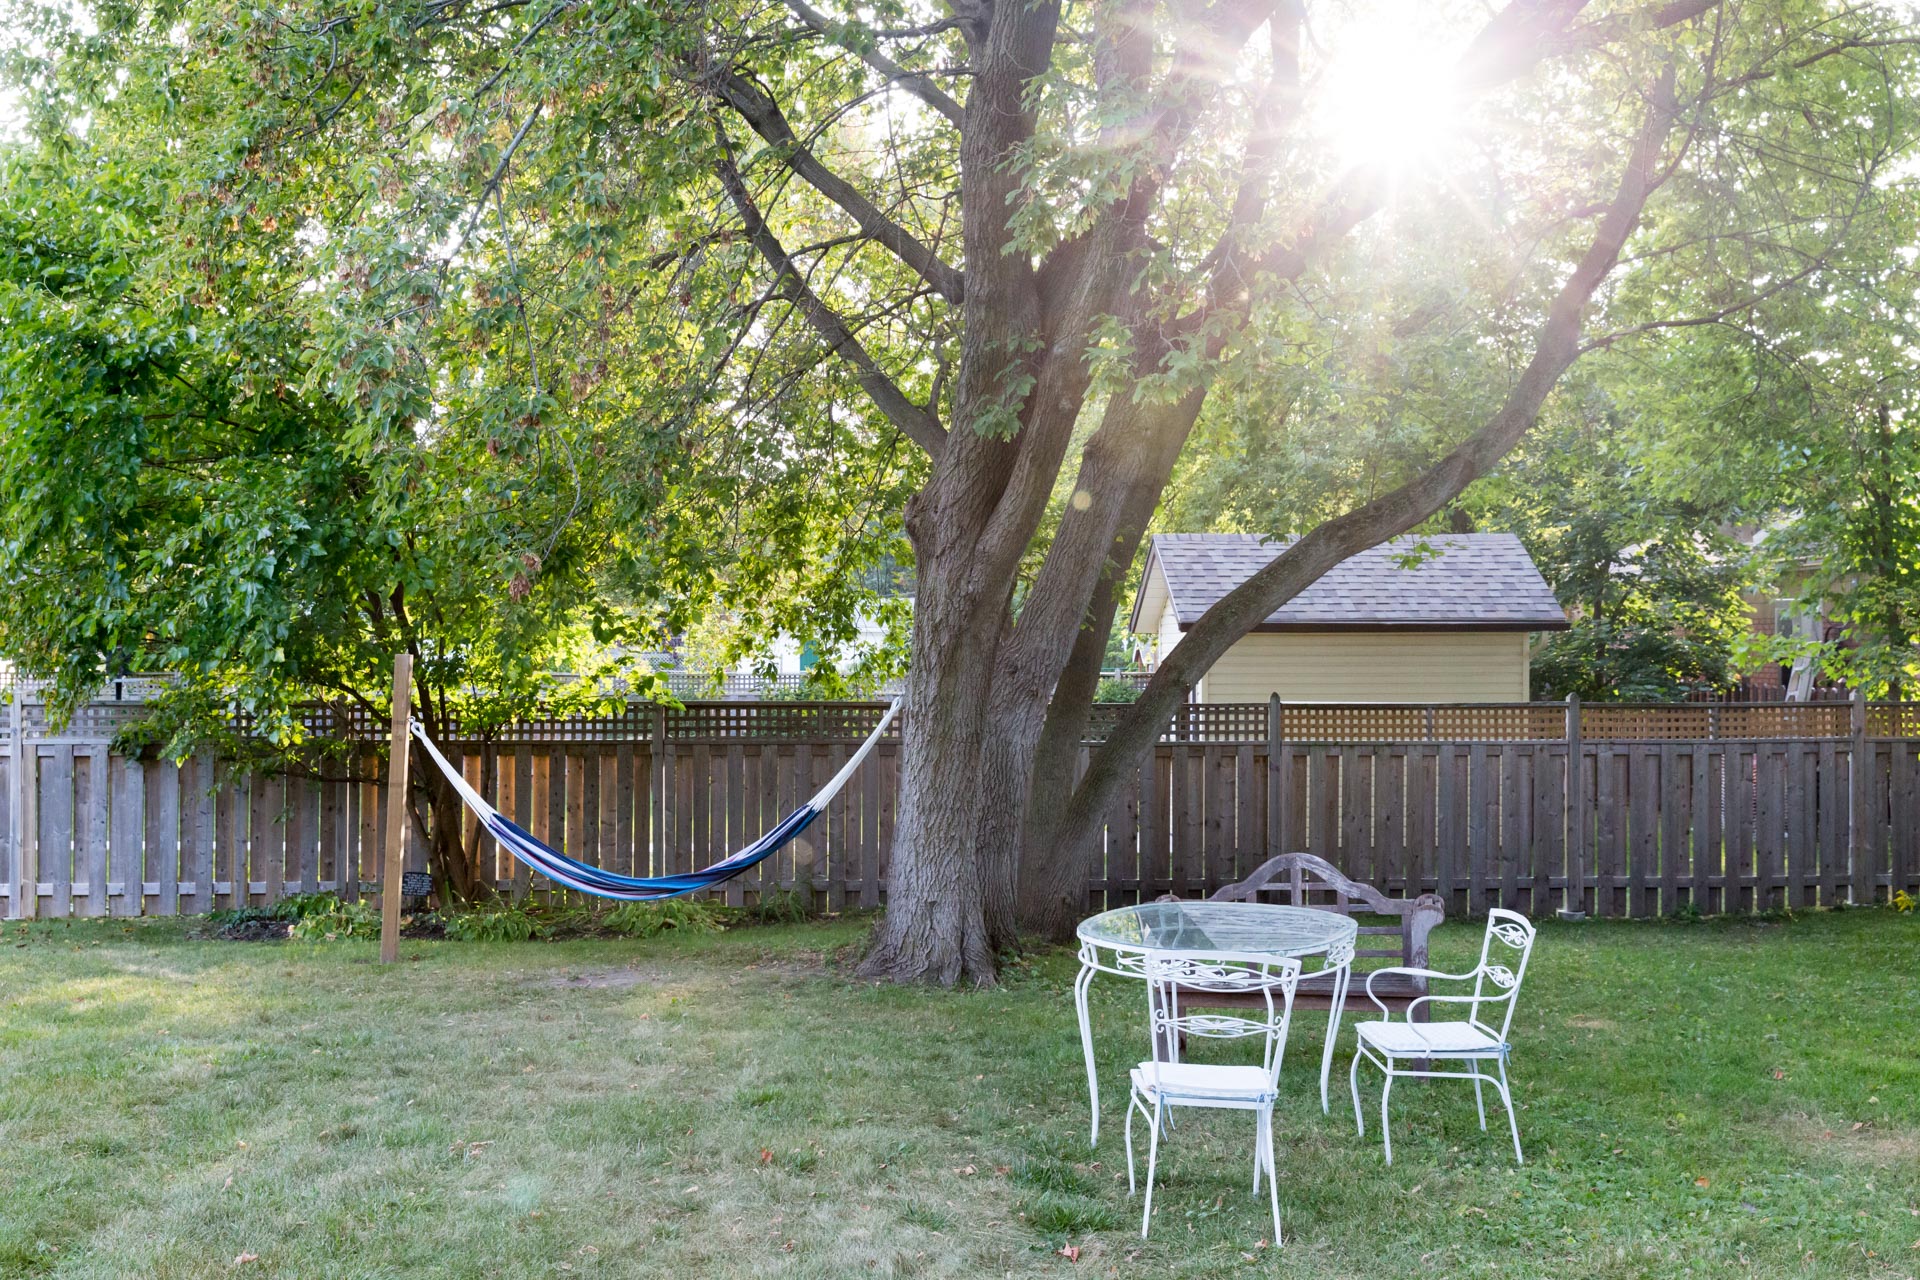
(408, 700, 901, 901)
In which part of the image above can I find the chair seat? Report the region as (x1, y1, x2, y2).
(1131, 1061, 1276, 1104)
(1355, 1020, 1505, 1058)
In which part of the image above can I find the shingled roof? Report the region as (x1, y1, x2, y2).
(1131, 533, 1568, 632)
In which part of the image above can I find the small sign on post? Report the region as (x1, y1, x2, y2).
(380, 653, 413, 964)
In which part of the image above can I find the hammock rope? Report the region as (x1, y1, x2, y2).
(409, 700, 902, 901)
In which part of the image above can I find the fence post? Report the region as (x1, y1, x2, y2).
(651, 701, 668, 878)
(379, 654, 414, 965)
(1266, 695, 1284, 861)
(7, 689, 24, 921)
(1565, 693, 1584, 916)
(1849, 688, 1872, 904)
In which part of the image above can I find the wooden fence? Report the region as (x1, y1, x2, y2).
(5, 695, 1918, 921)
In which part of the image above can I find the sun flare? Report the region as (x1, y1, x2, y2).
(1314, 10, 1465, 174)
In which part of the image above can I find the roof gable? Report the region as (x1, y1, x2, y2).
(1136, 533, 1568, 632)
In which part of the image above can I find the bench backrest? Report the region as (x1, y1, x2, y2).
(1208, 852, 1444, 973)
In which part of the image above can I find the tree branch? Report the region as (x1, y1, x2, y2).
(1065, 67, 1685, 838)
(782, 0, 966, 128)
(710, 67, 965, 305)
(713, 130, 948, 457)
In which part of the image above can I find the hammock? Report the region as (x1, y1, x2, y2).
(409, 699, 901, 901)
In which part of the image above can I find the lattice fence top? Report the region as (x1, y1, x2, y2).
(1579, 702, 1854, 741)
(1282, 703, 1566, 743)
(6, 683, 1920, 747)
(660, 701, 902, 743)
(1084, 702, 1270, 744)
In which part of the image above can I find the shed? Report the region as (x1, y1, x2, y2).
(1130, 533, 1568, 703)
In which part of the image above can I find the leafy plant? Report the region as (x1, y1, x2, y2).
(289, 897, 380, 941)
(748, 889, 809, 926)
(1093, 675, 1143, 704)
(604, 898, 729, 939)
(443, 902, 548, 943)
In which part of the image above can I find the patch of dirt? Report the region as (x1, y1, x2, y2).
(216, 919, 292, 942)
(543, 966, 664, 990)
(400, 916, 446, 940)
(1783, 1113, 1920, 1165)
(1566, 1016, 1618, 1030)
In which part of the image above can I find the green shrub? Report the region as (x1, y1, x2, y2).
(443, 901, 548, 942)
(748, 889, 809, 926)
(604, 898, 729, 938)
(1094, 675, 1142, 703)
(289, 897, 380, 941)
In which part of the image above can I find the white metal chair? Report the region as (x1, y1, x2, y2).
(1347, 908, 1537, 1165)
(1126, 951, 1301, 1242)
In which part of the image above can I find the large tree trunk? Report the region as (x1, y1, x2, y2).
(855, 547, 1009, 984)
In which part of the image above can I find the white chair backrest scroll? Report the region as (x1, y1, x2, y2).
(1142, 951, 1302, 1089)
(1468, 908, 1537, 1045)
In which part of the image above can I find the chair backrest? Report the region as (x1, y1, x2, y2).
(1465, 908, 1537, 1042)
(1142, 952, 1301, 1087)
(1207, 852, 1445, 975)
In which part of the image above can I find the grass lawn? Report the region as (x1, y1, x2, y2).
(1, 908, 1916, 1279)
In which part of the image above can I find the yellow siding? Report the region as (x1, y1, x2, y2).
(1157, 600, 1182, 663)
(1195, 631, 1530, 703)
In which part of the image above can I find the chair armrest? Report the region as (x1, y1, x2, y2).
(1402, 991, 1501, 1025)
(1364, 965, 1482, 1016)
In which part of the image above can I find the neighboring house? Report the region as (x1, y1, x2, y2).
(1130, 533, 1569, 703)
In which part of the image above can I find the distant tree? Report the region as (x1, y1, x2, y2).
(0, 160, 648, 903)
(1461, 394, 1754, 701)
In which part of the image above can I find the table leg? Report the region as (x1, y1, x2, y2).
(1074, 958, 1100, 1147)
(1319, 961, 1350, 1115)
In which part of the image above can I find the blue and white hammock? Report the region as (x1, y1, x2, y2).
(409, 700, 900, 901)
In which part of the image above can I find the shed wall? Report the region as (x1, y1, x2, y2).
(1195, 630, 1530, 703)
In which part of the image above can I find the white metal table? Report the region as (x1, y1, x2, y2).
(1073, 900, 1359, 1145)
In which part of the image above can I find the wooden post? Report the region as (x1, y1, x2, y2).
(651, 701, 668, 878)
(1848, 687, 1871, 904)
(1565, 693, 1584, 916)
(1266, 694, 1284, 861)
(380, 654, 413, 964)
(8, 688, 25, 921)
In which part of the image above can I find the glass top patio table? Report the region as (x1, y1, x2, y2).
(1076, 900, 1358, 975)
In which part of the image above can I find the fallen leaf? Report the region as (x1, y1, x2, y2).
(1851, 1122, 1868, 1132)
(1694, 1177, 1710, 1188)
(1771, 1069, 1786, 1081)
(234, 1254, 259, 1265)
(956, 1165, 977, 1176)
(759, 1149, 774, 1165)
(1057, 1244, 1081, 1262)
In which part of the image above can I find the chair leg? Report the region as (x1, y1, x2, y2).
(1473, 1072, 1488, 1131)
(1251, 1110, 1262, 1195)
(1379, 1067, 1395, 1166)
(1497, 1058, 1524, 1165)
(1125, 1091, 1139, 1194)
(1261, 1106, 1282, 1246)
(1349, 1047, 1366, 1137)
(1141, 1099, 1164, 1238)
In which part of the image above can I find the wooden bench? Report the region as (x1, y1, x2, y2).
(1159, 852, 1446, 1017)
